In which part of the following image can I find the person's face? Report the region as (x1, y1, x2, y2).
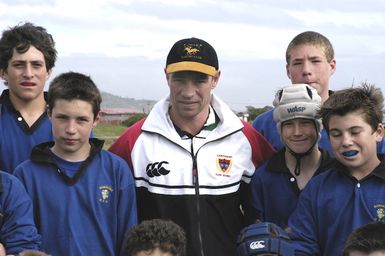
(166, 71, 220, 121)
(281, 118, 318, 153)
(349, 250, 385, 256)
(135, 248, 174, 256)
(49, 99, 98, 160)
(328, 111, 383, 175)
(286, 44, 336, 102)
(0, 46, 51, 102)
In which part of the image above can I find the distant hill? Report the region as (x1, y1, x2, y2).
(101, 91, 156, 113)
(100, 91, 247, 116)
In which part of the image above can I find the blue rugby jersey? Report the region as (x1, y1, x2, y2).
(247, 148, 333, 228)
(0, 171, 41, 253)
(288, 156, 385, 255)
(0, 90, 53, 173)
(14, 139, 137, 256)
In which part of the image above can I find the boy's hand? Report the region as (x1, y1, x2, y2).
(0, 243, 5, 256)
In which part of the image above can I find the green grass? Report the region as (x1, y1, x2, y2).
(93, 123, 127, 149)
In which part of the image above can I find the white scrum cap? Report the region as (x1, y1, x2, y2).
(273, 84, 322, 136)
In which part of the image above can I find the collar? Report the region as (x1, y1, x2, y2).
(0, 89, 16, 113)
(267, 148, 334, 174)
(174, 105, 219, 139)
(30, 138, 104, 186)
(334, 154, 385, 181)
(0, 89, 48, 111)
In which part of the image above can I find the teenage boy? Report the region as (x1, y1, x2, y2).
(288, 84, 385, 255)
(0, 22, 57, 172)
(247, 84, 333, 228)
(14, 72, 137, 256)
(109, 37, 275, 256)
(252, 31, 385, 153)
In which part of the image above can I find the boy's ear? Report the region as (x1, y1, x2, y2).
(375, 123, 384, 142)
(0, 69, 7, 81)
(93, 113, 100, 128)
(46, 69, 52, 80)
(47, 106, 52, 119)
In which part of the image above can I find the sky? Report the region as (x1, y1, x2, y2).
(1, 0, 385, 111)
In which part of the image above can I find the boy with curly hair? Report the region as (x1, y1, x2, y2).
(125, 219, 186, 256)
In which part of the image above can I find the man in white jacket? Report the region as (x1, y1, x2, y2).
(109, 37, 275, 256)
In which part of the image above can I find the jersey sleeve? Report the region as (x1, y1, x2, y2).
(115, 160, 138, 256)
(246, 165, 267, 224)
(241, 120, 275, 168)
(0, 172, 41, 254)
(288, 182, 320, 255)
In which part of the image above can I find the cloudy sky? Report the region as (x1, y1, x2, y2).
(1, 0, 385, 110)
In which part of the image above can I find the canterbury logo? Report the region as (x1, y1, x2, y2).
(146, 161, 170, 177)
(287, 106, 305, 113)
(249, 240, 265, 249)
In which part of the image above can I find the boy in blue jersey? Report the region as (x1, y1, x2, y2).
(0, 22, 57, 172)
(246, 84, 333, 228)
(14, 72, 138, 256)
(0, 171, 41, 254)
(288, 84, 385, 255)
(252, 31, 385, 154)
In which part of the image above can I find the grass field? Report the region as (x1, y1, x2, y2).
(93, 123, 128, 149)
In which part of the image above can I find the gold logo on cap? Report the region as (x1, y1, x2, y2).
(184, 45, 200, 55)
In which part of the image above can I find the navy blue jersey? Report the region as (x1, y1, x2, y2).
(248, 148, 333, 229)
(0, 90, 53, 173)
(0, 171, 41, 253)
(14, 139, 137, 256)
(288, 156, 385, 255)
(252, 108, 385, 154)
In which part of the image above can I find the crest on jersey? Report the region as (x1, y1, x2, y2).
(99, 185, 113, 203)
(216, 155, 233, 174)
(375, 204, 385, 222)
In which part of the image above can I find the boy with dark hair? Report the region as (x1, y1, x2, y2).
(288, 84, 385, 255)
(0, 22, 57, 172)
(125, 219, 186, 256)
(343, 222, 385, 256)
(14, 71, 137, 256)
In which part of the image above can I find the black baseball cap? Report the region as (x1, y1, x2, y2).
(165, 37, 219, 76)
